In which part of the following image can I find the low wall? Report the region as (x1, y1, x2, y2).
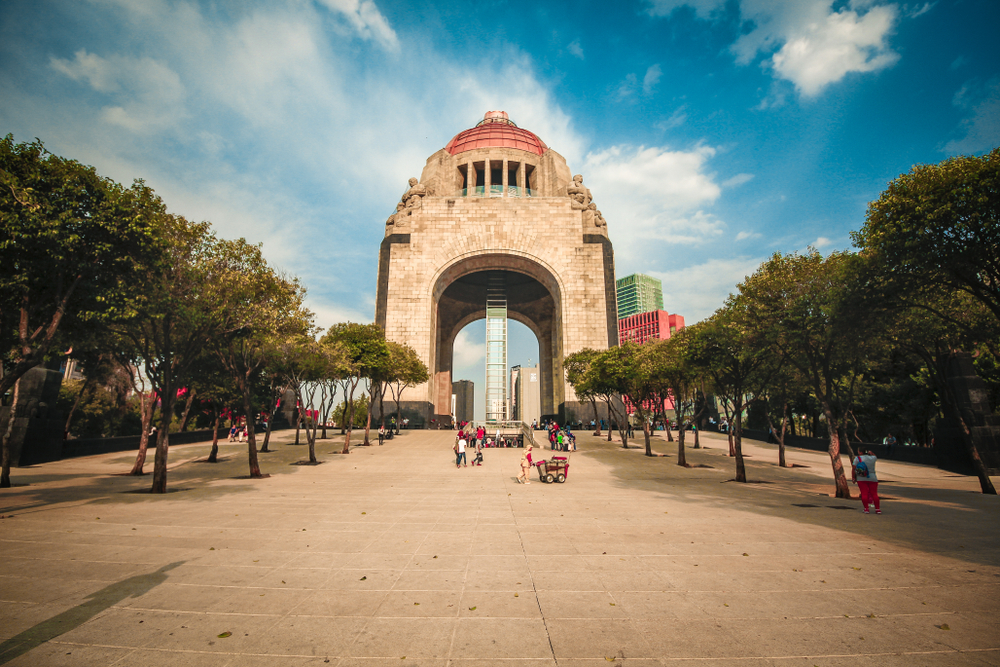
(740, 428, 939, 466)
(60, 427, 231, 460)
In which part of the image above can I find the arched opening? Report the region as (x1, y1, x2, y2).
(451, 319, 540, 422)
(429, 253, 565, 424)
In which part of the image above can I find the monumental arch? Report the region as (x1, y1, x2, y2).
(375, 111, 617, 424)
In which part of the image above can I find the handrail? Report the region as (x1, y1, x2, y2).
(463, 420, 537, 448)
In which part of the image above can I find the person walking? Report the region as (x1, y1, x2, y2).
(516, 443, 533, 484)
(378, 424, 385, 446)
(454, 431, 467, 468)
(852, 448, 881, 514)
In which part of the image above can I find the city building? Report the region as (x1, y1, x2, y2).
(615, 273, 663, 319)
(617, 310, 685, 346)
(452, 380, 474, 425)
(510, 365, 541, 427)
(618, 310, 686, 415)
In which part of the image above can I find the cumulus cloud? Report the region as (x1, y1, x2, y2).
(812, 236, 833, 249)
(584, 144, 724, 252)
(945, 78, 1000, 155)
(453, 328, 485, 369)
(650, 256, 765, 323)
(645, 0, 901, 97)
(767, 3, 900, 96)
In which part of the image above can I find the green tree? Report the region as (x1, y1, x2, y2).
(738, 250, 874, 498)
(854, 148, 1000, 347)
(321, 323, 388, 454)
(564, 348, 602, 435)
(687, 302, 781, 483)
(0, 136, 166, 487)
(211, 238, 312, 476)
(384, 341, 429, 434)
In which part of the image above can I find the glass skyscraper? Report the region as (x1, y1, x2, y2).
(615, 273, 664, 319)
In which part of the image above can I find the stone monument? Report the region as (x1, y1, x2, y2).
(376, 111, 617, 424)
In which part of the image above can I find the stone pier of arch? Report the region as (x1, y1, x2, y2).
(376, 112, 617, 426)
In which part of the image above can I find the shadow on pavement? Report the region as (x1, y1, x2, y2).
(0, 561, 184, 665)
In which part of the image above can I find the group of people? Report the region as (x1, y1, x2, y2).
(228, 422, 248, 442)
(544, 422, 576, 451)
(453, 427, 488, 468)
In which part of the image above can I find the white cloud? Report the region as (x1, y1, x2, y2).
(650, 256, 765, 323)
(767, 3, 900, 97)
(316, 0, 399, 51)
(655, 107, 687, 131)
(645, 1, 901, 97)
(812, 236, 833, 249)
(50, 50, 186, 133)
(567, 40, 584, 59)
(643, 64, 663, 94)
(584, 144, 724, 254)
(453, 328, 485, 369)
(735, 230, 761, 241)
(722, 173, 754, 187)
(945, 79, 1000, 155)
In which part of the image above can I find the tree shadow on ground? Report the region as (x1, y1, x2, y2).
(0, 561, 184, 665)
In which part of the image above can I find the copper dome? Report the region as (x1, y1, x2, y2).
(445, 111, 548, 156)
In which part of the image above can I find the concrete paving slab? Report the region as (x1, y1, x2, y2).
(0, 428, 997, 666)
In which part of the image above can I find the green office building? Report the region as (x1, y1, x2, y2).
(616, 273, 664, 319)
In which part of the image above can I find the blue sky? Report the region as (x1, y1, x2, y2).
(2, 0, 998, 417)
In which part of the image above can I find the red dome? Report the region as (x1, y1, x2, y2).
(445, 111, 548, 156)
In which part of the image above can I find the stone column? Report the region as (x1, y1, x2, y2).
(502, 158, 508, 197)
(519, 162, 527, 196)
(467, 159, 474, 196)
(484, 159, 491, 193)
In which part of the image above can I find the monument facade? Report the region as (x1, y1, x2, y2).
(376, 111, 617, 424)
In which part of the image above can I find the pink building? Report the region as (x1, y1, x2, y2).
(618, 310, 684, 346)
(618, 310, 686, 414)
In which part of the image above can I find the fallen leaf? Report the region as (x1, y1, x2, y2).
(210, 547, 215, 551)
(362, 512, 366, 515)
(514, 593, 519, 597)
(433, 556, 438, 559)
(281, 580, 285, 584)
(610, 602, 615, 606)
(742, 553, 749, 557)
(360, 576, 367, 581)
(469, 606, 477, 611)
(414, 602, 420, 606)
(723, 603, 729, 607)
(852, 567, 861, 571)
(217, 632, 232, 638)
(938, 624, 950, 631)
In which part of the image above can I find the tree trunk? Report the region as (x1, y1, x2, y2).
(676, 417, 687, 467)
(837, 422, 857, 466)
(1, 378, 22, 488)
(150, 387, 175, 494)
(294, 415, 301, 445)
(64, 376, 95, 435)
(602, 397, 614, 442)
(342, 378, 358, 454)
(208, 408, 220, 463)
(243, 387, 262, 478)
(778, 401, 789, 467)
(591, 397, 600, 435)
(177, 387, 196, 432)
(734, 410, 746, 483)
(363, 383, 374, 446)
(822, 405, 852, 499)
(130, 392, 155, 475)
(260, 401, 275, 452)
(642, 417, 652, 457)
(693, 423, 700, 449)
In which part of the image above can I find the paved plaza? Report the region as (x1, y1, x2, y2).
(1, 428, 998, 666)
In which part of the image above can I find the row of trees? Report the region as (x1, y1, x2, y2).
(1, 135, 427, 493)
(567, 148, 1000, 497)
